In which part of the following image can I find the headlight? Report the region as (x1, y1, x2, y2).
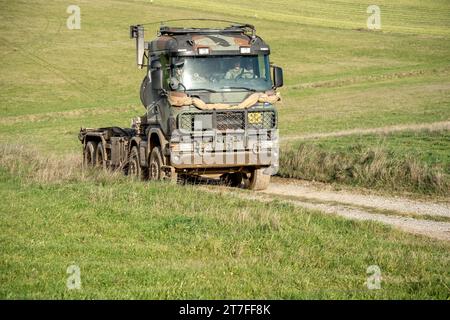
(240, 47, 251, 54)
(198, 47, 210, 55)
(171, 143, 193, 152)
(259, 140, 274, 149)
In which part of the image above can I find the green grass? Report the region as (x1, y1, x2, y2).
(280, 74, 450, 135)
(1, 0, 450, 298)
(0, 152, 449, 299)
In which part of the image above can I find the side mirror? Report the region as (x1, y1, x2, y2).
(272, 66, 284, 88)
(151, 60, 163, 90)
(130, 25, 145, 69)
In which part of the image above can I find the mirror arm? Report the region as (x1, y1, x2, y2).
(177, 82, 187, 93)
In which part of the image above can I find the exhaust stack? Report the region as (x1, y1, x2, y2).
(130, 25, 145, 69)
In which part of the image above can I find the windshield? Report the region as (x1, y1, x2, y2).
(172, 55, 272, 92)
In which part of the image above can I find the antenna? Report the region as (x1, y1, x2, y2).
(159, 18, 254, 29)
(138, 18, 255, 33)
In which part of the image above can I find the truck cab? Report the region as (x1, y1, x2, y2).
(79, 22, 283, 190)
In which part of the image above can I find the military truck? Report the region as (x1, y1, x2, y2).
(79, 21, 283, 190)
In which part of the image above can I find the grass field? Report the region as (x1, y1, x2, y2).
(1, 0, 449, 299)
(1, 147, 449, 299)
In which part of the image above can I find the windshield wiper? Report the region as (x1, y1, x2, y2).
(220, 86, 257, 92)
(186, 88, 217, 93)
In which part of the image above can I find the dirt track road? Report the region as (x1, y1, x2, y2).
(205, 176, 450, 240)
(252, 178, 450, 241)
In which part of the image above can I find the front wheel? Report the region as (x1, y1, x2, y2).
(246, 168, 271, 191)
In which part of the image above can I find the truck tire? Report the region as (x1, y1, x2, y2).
(128, 146, 146, 180)
(95, 142, 107, 169)
(149, 146, 164, 180)
(83, 141, 97, 168)
(247, 168, 271, 191)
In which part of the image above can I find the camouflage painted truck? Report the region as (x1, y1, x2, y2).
(79, 21, 283, 190)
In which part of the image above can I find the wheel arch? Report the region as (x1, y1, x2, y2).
(129, 137, 142, 151)
(83, 133, 106, 150)
(147, 128, 168, 154)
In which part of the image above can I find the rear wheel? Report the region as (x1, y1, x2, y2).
(83, 141, 97, 168)
(95, 142, 107, 169)
(149, 147, 164, 180)
(246, 168, 271, 191)
(128, 146, 146, 179)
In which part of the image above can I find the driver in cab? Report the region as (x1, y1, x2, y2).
(224, 61, 254, 80)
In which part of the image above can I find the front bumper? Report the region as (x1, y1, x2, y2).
(170, 149, 278, 169)
(169, 129, 279, 171)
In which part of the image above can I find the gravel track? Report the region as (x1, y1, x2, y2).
(255, 178, 450, 241)
(264, 180, 450, 218)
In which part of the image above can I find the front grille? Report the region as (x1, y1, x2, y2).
(179, 112, 214, 131)
(178, 110, 276, 131)
(216, 112, 245, 130)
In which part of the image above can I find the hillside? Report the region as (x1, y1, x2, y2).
(0, 0, 449, 299)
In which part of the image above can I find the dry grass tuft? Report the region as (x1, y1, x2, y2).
(0, 144, 122, 184)
(279, 144, 450, 195)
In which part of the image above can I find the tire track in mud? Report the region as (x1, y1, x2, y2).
(0, 105, 140, 126)
(287, 67, 450, 91)
(281, 120, 450, 142)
